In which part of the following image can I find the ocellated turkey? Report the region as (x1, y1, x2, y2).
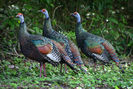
(40, 9, 88, 73)
(16, 13, 78, 77)
(71, 12, 124, 72)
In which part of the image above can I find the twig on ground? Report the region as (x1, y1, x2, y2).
(13, 47, 19, 56)
(6, 52, 23, 57)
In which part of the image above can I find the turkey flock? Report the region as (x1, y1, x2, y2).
(16, 9, 124, 77)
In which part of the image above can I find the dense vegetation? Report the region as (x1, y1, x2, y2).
(0, 0, 133, 88)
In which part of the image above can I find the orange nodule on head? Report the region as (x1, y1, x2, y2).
(74, 12, 78, 15)
(17, 13, 23, 15)
(42, 9, 46, 12)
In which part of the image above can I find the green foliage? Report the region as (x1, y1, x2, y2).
(0, 59, 133, 88)
(0, 0, 133, 88)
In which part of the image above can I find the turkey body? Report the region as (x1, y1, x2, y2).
(18, 22, 77, 77)
(42, 16, 87, 72)
(19, 23, 61, 66)
(75, 22, 120, 65)
(43, 14, 86, 64)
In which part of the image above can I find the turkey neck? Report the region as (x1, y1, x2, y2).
(19, 22, 30, 39)
(43, 18, 53, 36)
(75, 22, 85, 37)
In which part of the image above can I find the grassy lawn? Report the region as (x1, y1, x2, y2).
(0, 57, 133, 89)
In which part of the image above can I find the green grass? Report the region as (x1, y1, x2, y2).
(0, 57, 133, 89)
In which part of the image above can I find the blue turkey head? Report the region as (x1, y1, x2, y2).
(71, 12, 80, 17)
(71, 12, 81, 23)
(41, 9, 49, 18)
(16, 13, 24, 23)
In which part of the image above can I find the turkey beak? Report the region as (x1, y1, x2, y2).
(16, 15, 19, 17)
(70, 13, 74, 16)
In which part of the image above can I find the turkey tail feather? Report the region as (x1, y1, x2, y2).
(62, 55, 78, 72)
(102, 42, 119, 64)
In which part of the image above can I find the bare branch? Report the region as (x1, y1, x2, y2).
(52, 5, 63, 20)
(6, 52, 23, 57)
